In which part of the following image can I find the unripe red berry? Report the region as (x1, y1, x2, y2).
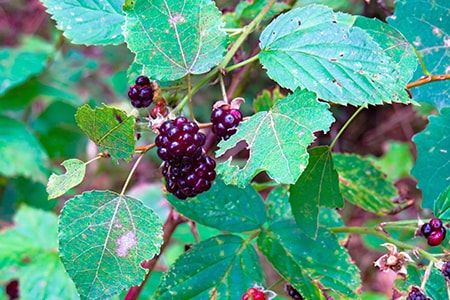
(429, 218, 443, 230)
(427, 227, 446, 246)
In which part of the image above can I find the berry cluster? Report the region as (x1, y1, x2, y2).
(442, 261, 450, 282)
(210, 106, 242, 141)
(156, 116, 216, 199)
(151, 98, 169, 118)
(128, 75, 154, 108)
(285, 284, 303, 300)
(406, 286, 428, 300)
(420, 218, 446, 246)
(242, 287, 265, 300)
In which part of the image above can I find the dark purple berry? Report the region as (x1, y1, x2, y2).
(135, 75, 150, 86)
(427, 227, 446, 246)
(211, 107, 243, 141)
(128, 86, 140, 99)
(406, 286, 427, 300)
(421, 223, 432, 238)
(6, 279, 19, 300)
(442, 261, 450, 281)
(285, 284, 304, 300)
(429, 218, 443, 230)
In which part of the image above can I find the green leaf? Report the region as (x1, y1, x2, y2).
(434, 185, 450, 220)
(395, 265, 447, 299)
(411, 107, 450, 209)
(258, 219, 361, 299)
(266, 186, 293, 224)
(388, 0, 450, 111)
(259, 5, 412, 106)
(333, 153, 396, 214)
(47, 159, 86, 199)
(167, 178, 266, 232)
(236, 0, 290, 21)
(253, 86, 285, 112)
(216, 88, 334, 188)
(0, 116, 48, 183)
(353, 16, 417, 85)
(124, 0, 227, 81)
(0, 48, 48, 96)
(0, 206, 78, 299)
(40, 0, 124, 45)
(58, 190, 163, 299)
(155, 235, 264, 299)
(75, 104, 135, 163)
(289, 146, 343, 238)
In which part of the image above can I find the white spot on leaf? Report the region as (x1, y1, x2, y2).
(116, 231, 137, 257)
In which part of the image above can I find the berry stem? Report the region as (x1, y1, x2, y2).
(120, 154, 145, 196)
(187, 73, 196, 121)
(329, 106, 366, 150)
(226, 54, 259, 73)
(218, 0, 276, 70)
(219, 73, 229, 103)
(329, 226, 438, 263)
(406, 74, 450, 89)
(135, 143, 156, 154)
(412, 47, 431, 76)
(84, 154, 104, 166)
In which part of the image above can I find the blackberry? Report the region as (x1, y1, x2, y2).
(442, 261, 450, 281)
(6, 279, 19, 300)
(157, 116, 216, 199)
(427, 227, 446, 246)
(128, 75, 154, 108)
(285, 284, 304, 300)
(406, 286, 427, 300)
(211, 107, 242, 141)
(420, 223, 432, 238)
(429, 218, 443, 230)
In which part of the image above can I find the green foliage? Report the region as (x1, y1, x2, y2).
(395, 265, 447, 299)
(434, 185, 450, 220)
(253, 86, 285, 112)
(75, 104, 136, 163)
(0, 116, 49, 183)
(259, 5, 413, 106)
(289, 146, 343, 238)
(58, 190, 163, 299)
(47, 159, 86, 199)
(258, 219, 361, 299)
(167, 178, 266, 232)
(333, 153, 396, 214)
(155, 235, 264, 299)
(0, 206, 78, 299)
(217, 88, 334, 187)
(123, 0, 227, 81)
(388, 0, 450, 110)
(411, 107, 450, 209)
(40, 0, 125, 45)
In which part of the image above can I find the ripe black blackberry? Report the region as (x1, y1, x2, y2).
(406, 286, 428, 300)
(285, 284, 304, 300)
(211, 107, 242, 141)
(156, 116, 216, 199)
(442, 261, 450, 281)
(128, 75, 154, 108)
(6, 279, 19, 299)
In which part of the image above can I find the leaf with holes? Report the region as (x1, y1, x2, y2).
(40, 0, 125, 45)
(155, 234, 264, 299)
(47, 159, 86, 199)
(258, 219, 361, 299)
(75, 104, 135, 163)
(216, 88, 334, 188)
(411, 107, 450, 209)
(58, 190, 163, 299)
(333, 153, 396, 214)
(259, 5, 412, 106)
(289, 146, 343, 238)
(167, 178, 266, 232)
(123, 0, 227, 81)
(388, 0, 450, 111)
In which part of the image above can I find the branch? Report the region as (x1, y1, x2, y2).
(406, 74, 450, 89)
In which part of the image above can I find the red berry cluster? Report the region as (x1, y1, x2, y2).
(406, 286, 428, 300)
(128, 75, 154, 108)
(420, 218, 446, 246)
(156, 116, 216, 199)
(150, 98, 169, 118)
(442, 261, 450, 282)
(210, 106, 243, 141)
(285, 284, 303, 300)
(242, 287, 265, 300)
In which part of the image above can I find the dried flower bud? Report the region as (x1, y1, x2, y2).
(374, 243, 413, 275)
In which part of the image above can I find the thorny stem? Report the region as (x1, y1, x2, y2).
(330, 226, 438, 263)
(125, 209, 187, 300)
(218, 0, 276, 70)
(329, 106, 365, 150)
(406, 74, 450, 89)
(119, 154, 145, 196)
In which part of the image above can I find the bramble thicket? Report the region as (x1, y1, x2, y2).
(0, 0, 449, 299)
